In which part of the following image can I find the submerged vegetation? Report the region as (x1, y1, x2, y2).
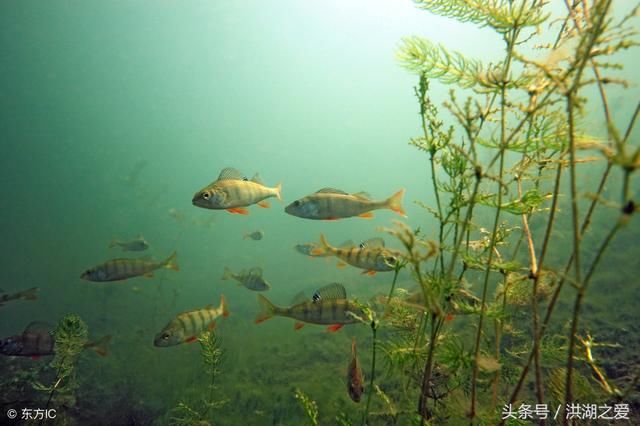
(357, 0, 639, 424)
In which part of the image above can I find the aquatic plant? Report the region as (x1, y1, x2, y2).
(375, 0, 640, 423)
(294, 388, 319, 426)
(170, 331, 228, 425)
(32, 314, 88, 417)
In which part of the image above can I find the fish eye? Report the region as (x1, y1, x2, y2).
(202, 192, 210, 200)
(293, 200, 300, 207)
(162, 333, 170, 340)
(386, 256, 397, 264)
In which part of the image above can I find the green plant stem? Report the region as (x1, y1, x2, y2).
(362, 322, 378, 426)
(470, 21, 520, 419)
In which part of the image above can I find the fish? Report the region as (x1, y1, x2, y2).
(108, 235, 149, 251)
(0, 322, 111, 358)
(80, 251, 179, 282)
(312, 234, 401, 275)
(192, 167, 282, 215)
(347, 337, 365, 402)
(243, 230, 264, 240)
(0, 287, 38, 307)
(222, 267, 271, 291)
(255, 283, 365, 332)
(154, 294, 229, 347)
(284, 188, 406, 220)
(294, 240, 355, 258)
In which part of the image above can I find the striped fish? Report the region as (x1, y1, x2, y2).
(154, 294, 229, 347)
(0, 287, 38, 307)
(284, 188, 406, 220)
(222, 266, 270, 291)
(294, 240, 355, 259)
(192, 167, 282, 215)
(80, 251, 179, 282)
(312, 234, 401, 276)
(255, 283, 364, 332)
(108, 235, 149, 251)
(0, 322, 110, 358)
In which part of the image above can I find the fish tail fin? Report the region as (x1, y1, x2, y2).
(86, 335, 112, 357)
(108, 239, 118, 248)
(221, 266, 233, 280)
(274, 182, 283, 202)
(22, 287, 38, 301)
(220, 294, 230, 318)
(386, 189, 407, 217)
(255, 294, 276, 324)
(242, 233, 249, 240)
(352, 336, 357, 357)
(163, 251, 179, 271)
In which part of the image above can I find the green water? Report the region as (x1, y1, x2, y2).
(1, 1, 639, 425)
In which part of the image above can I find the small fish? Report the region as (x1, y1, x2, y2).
(192, 167, 282, 215)
(312, 234, 401, 275)
(108, 235, 149, 251)
(285, 188, 406, 220)
(347, 337, 364, 402)
(294, 240, 355, 258)
(243, 230, 264, 241)
(81, 252, 179, 282)
(255, 283, 365, 332)
(0, 322, 111, 358)
(0, 287, 38, 307)
(222, 267, 270, 291)
(154, 294, 229, 347)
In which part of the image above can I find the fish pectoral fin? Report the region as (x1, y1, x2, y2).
(358, 212, 374, 219)
(323, 217, 339, 221)
(208, 321, 217, 330)
(336, 262, 347, 269)
(227, 208, 250, 215)
(185, 336, 198, 344)
(310, 248, 325, 256)
(30, 355, 41, 360)
(144, 272, 155, 278)
(257, 201, 271, 208)
(326, 324, 344, 333)
(361, 270, 376, 276)
(294, 322, 305, 331)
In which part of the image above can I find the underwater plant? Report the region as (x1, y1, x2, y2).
(170, 331, 228, 425)
(294, 388, 319, 426)
(33, 314, 89, 418)
(369, 0, 640, 424)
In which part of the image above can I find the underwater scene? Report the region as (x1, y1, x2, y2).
(1, 1, 639, 425)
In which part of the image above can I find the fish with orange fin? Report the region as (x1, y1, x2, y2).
(255, 283, 365, 332)
(0, 322, 111, 358)
(154, 294, 229, 347)
(285, 188, 406, 220)
(347, 337, 365, 402)
(312, 234, 402, 275)
(295, 240, 355, 259)
(0, 287, 38, 307)
(192, 167, 282, 215)
(81, 252, 179, 282)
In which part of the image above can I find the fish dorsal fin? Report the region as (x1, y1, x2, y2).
(24, 321, 53, 335)
(312, 283, 347, 303)
(217, 167, 246, 181)
(250, 173, 264, 184)
(352, 191, 371, 200)
(315, 188, 348, 195)
(360, 238, 385, 249)
(338, 240, 356, 249)
(290, 291, 310, 305)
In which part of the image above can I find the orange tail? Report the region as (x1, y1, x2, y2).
(386, 189, 406, 217)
